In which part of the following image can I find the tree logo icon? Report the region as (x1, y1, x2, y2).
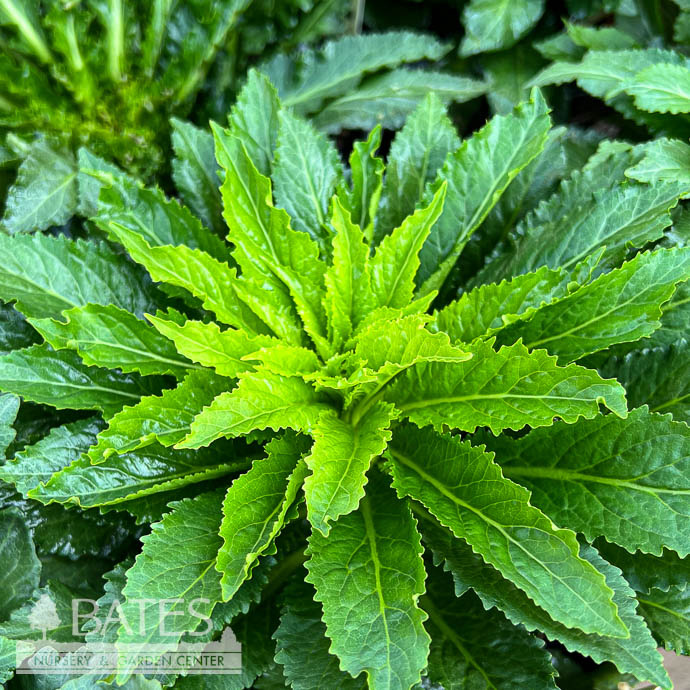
(28, 593, 61, 641)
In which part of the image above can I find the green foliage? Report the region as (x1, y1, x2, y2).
(0, 19, 689, 688)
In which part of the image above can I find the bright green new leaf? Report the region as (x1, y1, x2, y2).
(304, 403, 396, 535)
(385, 338, 627, 434)
(339, 125, 384, 238)
(180, 370, 329, 449)
(147, 314, 275, 378)
(324, 200, 375, 349)
(370, 184, 446, 310)
(217, 433, 309, 601)
(106, 223, 267, 334)
(30, 304, 196, 377)
(214, 123, 328, 351)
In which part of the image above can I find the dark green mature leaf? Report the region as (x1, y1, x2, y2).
(637, 585, 690, 655)
(0, 393, 20, 457)
(93, 174, 228, 260)
(171, 118, 224, 236)
(601, 341, 690, 422)
(2, 141, 76, 234)
(389, 426, 627, 638)
(274, 578, 366, 690)
(474, 125, 600, 255)
(30, 304, 196, 378)
(87, 370, 227, 463)
(0, 344, 156, 416)
(423, 519, 670, 689)
(304, 403, 395, 535)
(377, 93, 460, 238)
(273, 109, 343, 247)
(417, 88, 551, 294)
(0, 636, 16, 683)
(83, 558, 133, 643)
(0, 509, 41, 620)
(305, 470, 429, 690)
(175, 597, 279, 690)
(423, 568, 557, 690)
(29, 442, 246, 509)
(0, 303, 40, 355)
(625, 63, 690, 114)
(0, 580, 83, 643)
(481, 179, 689, 281)
(272, 31, 449, 112)
(313, 70, 487, 134)
(460, 0, 545, 56)
(115, 491, 225, 683)
(228, 69, 281, 177)
(385, 338, 627, 434)
(0, 234, 155, 319)
(530, 48, 684, 99)
(595, 539, 690, 595)
(180, 369, 329, 449)
(0, 417, 103, 496)
(498, 247, 690, 362)
(492, 407, 690, 556)
(626, 138, 690, 185)
(217, 433, 309, 600)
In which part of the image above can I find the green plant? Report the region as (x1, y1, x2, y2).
(0, 75, 688, 690)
